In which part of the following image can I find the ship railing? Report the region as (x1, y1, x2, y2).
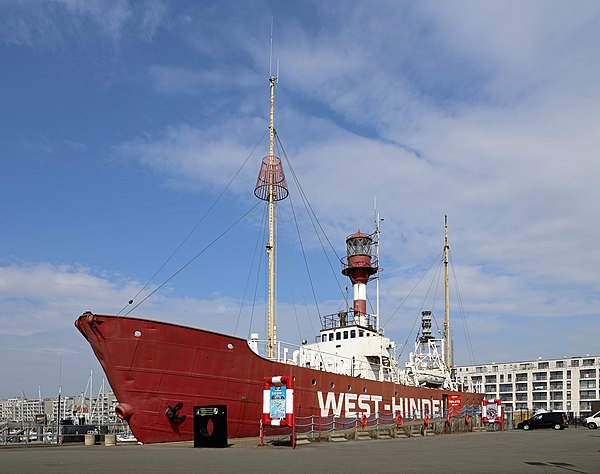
(320, 311, 377, 331)
(248, 337, 401, 383)
(294, 406, 484, 440)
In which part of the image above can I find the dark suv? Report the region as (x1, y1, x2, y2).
(518, 411, 568, 430)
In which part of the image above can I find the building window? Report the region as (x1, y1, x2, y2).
(533, 402, 547, 410)
(538, 362, 549, 369)
(580, 380, 597, 389)
(580, 401, 592, 411)
(516, 373, 528, 382)
(583, 358, 595, 367)
(580, 390, 596, 400)
(508, 374, 512, 382)
(571, 359, 580, 367)
(485, 375, 497, 384)
(515, 383, 528, 392)
(580, 369, 596, 379)
(549, 371, 563, 380)
(556, 360, 564, 368)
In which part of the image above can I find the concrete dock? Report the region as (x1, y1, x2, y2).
(1, 428, 599, 473)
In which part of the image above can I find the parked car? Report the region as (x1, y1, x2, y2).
(517, 411, 568, 430)
(584, 411, 600, 429)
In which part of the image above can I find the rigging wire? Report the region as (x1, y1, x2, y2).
(286, 183, 322, 327)
(249, 213, 267, 342)
(279, 195, 329, 368)
(394, 248, 444, 359)
(450, 253, 477, 364)
(275, 134, 347, 306)
(382, 247, 444, 328)
(124, 202, 261, 316)
(233, 202, 268, 336)
(117, 129, 268, 316)
(429, 258, 443, 335)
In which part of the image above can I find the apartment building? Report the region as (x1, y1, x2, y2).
(456, 355, 600, 417)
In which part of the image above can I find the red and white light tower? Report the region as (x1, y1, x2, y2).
(342, 232, 378, 327)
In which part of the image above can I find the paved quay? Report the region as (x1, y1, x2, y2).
(2, 428, 599, 473)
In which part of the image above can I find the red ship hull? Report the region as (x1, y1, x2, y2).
(76, 312, 484, 443)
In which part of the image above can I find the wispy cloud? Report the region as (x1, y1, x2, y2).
(0, 0, 166, 49)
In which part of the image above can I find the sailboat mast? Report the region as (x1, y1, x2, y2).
(267, 74, 277, 359)
(444, 215, 450, 368)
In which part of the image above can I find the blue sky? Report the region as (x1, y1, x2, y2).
(1, 0, 600, 399)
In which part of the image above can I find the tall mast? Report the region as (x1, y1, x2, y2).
(254, 74, 288, 360)
(444, 215, 450, 368)
(373, 198, 381, 331)
(267, 74, 276, 359)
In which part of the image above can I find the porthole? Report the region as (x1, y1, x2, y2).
(133, 330, 142, 337)
(227, 343, 234, 350)
(330, 382, 335, 389)
(347, 384, 352, 391)
(363, 387, 367, 393)
(394, 391, 398, 397)
(312, 379, 316, 385)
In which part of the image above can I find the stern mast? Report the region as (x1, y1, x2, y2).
(444, 215, 450, 368)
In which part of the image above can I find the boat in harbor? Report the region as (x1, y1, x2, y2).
(75, 73, 484, 443)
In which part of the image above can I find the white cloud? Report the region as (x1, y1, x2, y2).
(0, 0, 166, 48)
(3, 1, 600, 395)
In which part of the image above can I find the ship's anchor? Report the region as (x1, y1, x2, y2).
(165, 402, 186, 424)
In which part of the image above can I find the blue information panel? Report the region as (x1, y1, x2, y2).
(269, 385, 286, 420)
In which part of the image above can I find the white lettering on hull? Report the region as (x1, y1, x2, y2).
(317, 391, 446, 418)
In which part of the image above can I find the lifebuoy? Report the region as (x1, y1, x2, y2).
(360, 414, 368, 427)
(395, 414, 403, 427)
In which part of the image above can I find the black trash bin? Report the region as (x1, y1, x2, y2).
(193, 405, 228, 448)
